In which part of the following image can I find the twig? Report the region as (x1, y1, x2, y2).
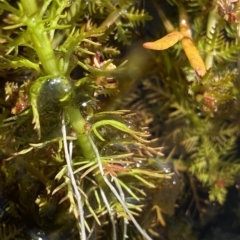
(100, 187, 117, 240)
(62, 113, 86, 240)
(114, 178, 128, 240)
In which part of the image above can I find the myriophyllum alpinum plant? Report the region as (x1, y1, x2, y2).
(0, 0, 173, 239)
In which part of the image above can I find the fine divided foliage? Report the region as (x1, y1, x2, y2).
(0, 0, 169, 239)
(120, 0, 240, 225)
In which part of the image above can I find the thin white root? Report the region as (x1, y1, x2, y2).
(62, 113, 86, 240)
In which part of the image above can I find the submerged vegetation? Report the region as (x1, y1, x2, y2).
(0, 0, 240, 239)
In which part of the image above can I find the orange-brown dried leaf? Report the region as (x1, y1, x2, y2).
(143, 31, 183, 50)
(181, 37, 206, 76)
(103, 163, 131, 177)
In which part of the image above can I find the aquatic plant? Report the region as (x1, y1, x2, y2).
(123, 0, 240, 216)
(0, 0, 174, 239)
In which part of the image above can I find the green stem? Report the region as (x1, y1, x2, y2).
(151, 0, 175, 33)
(20, 0, 38, 16)
(100, 8, 122, 29)
(63, 105, 95, 160)
(205, 5, 219, 70)
(21, 0, 60, 75)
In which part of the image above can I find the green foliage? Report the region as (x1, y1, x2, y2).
(119, 0, 240, 216)
(0, 224, 23, 240)
(0, 0, 167, 239)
